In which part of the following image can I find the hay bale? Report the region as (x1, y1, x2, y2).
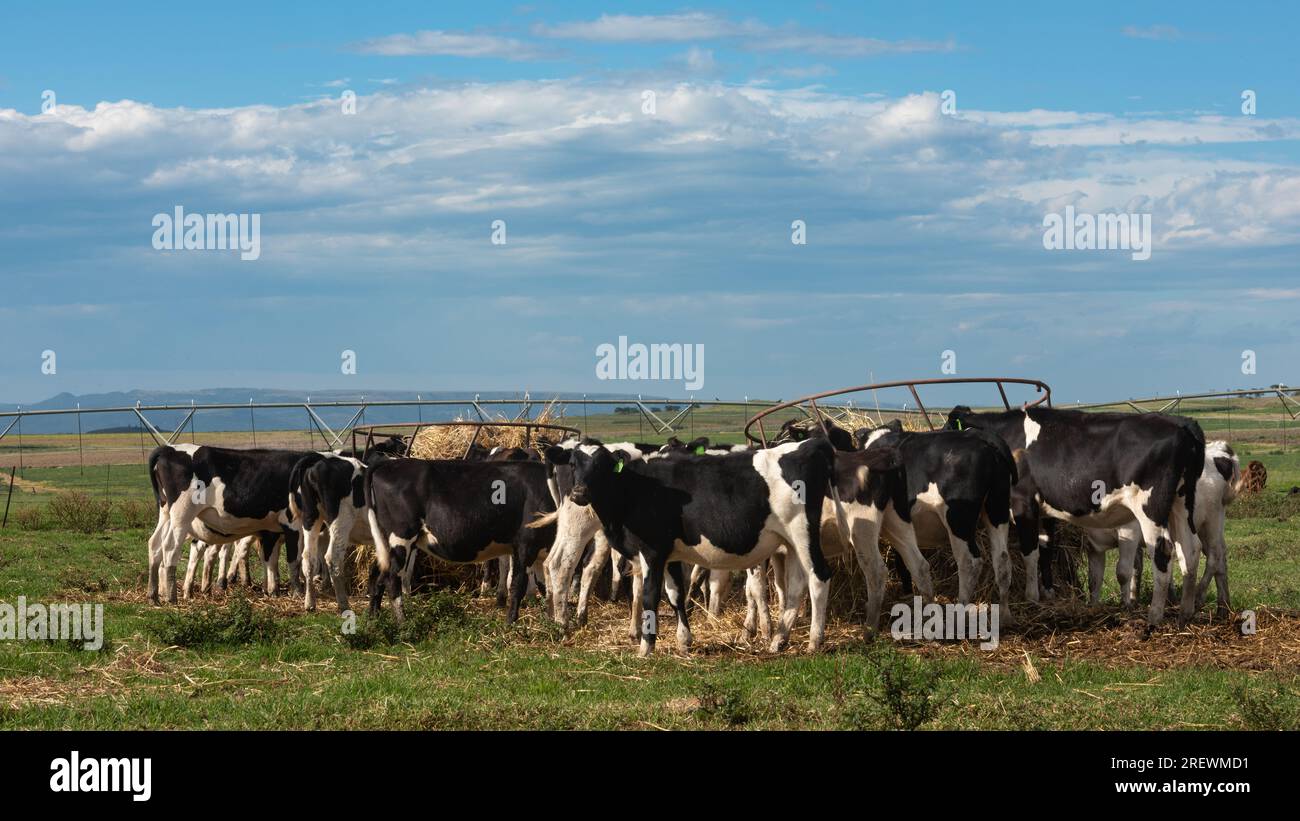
(1242, 460, 1267, 494)
(408, 399, 564, 460)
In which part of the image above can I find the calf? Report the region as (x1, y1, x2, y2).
(946, 405, 1205, 626)
(288, 452, 374, 612)
(1085, 440, 1240, 616)
(536, 438, 847, 656)
(148, 445, 314, 603)
(364, 458, 557, 623)
(859, 421, 1019, 610)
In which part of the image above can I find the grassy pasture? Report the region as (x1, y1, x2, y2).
(0, 400, 1298, 730)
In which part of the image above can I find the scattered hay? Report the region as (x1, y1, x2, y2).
(407, 399, 566, 460)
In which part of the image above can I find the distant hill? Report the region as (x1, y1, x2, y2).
(3, 389, 663, 434)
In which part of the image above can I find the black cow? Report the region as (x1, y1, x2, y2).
(364, 458, 558, 624)
(147, 444, 315, 603)
(945, 405, 1205, 626)
(536, 438, 849, 656)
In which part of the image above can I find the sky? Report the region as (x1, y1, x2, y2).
(1, 1, 1298, 408)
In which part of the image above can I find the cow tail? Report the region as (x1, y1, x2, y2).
(147, 447, 166, 508)
(364, 469, 391, 573)
(287, 459, 308, 521)
(1178, 419, 1207, 534)
(814, 439, 848, 574)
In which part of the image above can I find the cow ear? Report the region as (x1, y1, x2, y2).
(544, 446, 571, 465)
(885, 419, 903, 433)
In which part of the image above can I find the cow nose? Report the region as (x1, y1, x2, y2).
(571, 485, 590, 505)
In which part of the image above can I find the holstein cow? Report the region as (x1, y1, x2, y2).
(364, 457, 558, 624)
(535, 437, 856, 656)
(945, 406, 1205, 626)
(858, 420, 1019, 610)
(1085, 440, 1240, 616)
(288, 452, 372, 612)
(148, 445, 316, 603)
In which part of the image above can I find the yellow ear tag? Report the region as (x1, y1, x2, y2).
(614, 460, 624, 473)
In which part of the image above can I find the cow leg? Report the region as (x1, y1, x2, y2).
(881, 508, 934, 601)
(545, 506, 595, 629)
(300, 523, 324, 611)
(706, 569, 729, 616)
(663, 562, 693, 653)
(743, 562, 772, 642)
(146, 508, 170, 604)
(326, 514, 354, 612)
(1126, 507, 1175, 627)
(494, 554, 509, 606)
(1013, 509, 1042, 603)
(261, 533, 281, 596)
(1195, 512, 1230, 617)
(478, 563, 493, 596)
(628, 562, 643, 643)
(283, 529, 303, 598)
(770, 550, 788, 615)
(576, 536, 609, 627)
(182, 539, 204, 599)
(609, 554, 624, 602)
(637, 554, 667, 657)
(984, 516, 1012, 614)
(506, 553, 529, 625)
(848, 516, 888, 633)
(1086, 539, 1106, 605)
(1170, 503, 1200, 626)
(199, 541, 218, 594)
(401, 549, 420, 598)
(1115, 525, 1142, 609)
(770, 549, 810, 654)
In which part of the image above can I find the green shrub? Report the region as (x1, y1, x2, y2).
(696, 681, 751, 727)
(13, 506, 44, 530)
(145, 595, 282, 648)
(46, 492, 113, 533)
(116, 499, 156, 529)
(342, 591, 471, 650)
(842, 643, 950, 731)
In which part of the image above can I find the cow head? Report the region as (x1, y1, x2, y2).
(853, 418, 903, 450)
(544, 445, 631, 507)
(945, 405, 978, 431)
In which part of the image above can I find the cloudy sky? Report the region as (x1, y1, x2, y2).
(2, 2, 1298, 407)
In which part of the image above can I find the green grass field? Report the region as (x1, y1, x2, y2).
(1, 467, 1298, 729)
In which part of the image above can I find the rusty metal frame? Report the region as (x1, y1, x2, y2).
(349, 420, 582, 460)
(744, 377, 1052, 447)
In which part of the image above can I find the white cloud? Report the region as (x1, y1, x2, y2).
(534, 13, 953, 56)
(352, 29, 550, 60)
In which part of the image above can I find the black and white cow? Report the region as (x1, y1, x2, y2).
(1085, 439, 1240, 616)
(945, 405, 1206, 626)
(364, 457, 558, 623)
(535, 438, 850, 656)
(288, 452, 372, 612)
(148, 445, 317, 603)
(857, 421, 1019, 610)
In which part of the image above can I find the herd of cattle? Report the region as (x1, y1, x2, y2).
(144, 403, 1242, 656)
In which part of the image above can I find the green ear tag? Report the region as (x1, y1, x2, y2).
(956, 419, 964, 431)
(614, 460, 624, 473)
(694, 445, 706, 455)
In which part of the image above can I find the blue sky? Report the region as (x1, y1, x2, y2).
(2, 2, 1298, 406)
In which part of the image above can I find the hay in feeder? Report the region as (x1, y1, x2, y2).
(407, 399, 566, 460)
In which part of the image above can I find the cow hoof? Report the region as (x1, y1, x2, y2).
(768, 637, 787, 654)
(147, 594, 160, 606)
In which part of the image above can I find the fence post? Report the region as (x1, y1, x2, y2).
(15, 409, 23, 479)
(77, 402, 85, 476)
(2, 466, 15, 527)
